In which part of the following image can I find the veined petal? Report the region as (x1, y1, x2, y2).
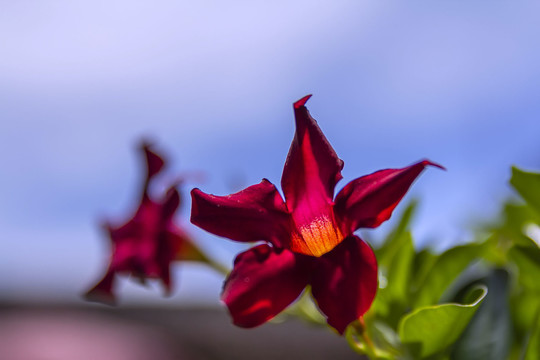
(334, 160, 444, 234)
(282, 95, 344, 211)
(191, 179, 291, 248)
(289, 206, 345, 257)
(281, 96, 345, 256)
(310, 236, 378, 334)
(222, 244, 311, 328)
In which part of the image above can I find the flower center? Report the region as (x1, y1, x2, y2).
(290, 214, 344, 257)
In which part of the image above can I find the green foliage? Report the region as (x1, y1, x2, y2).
(509, 245, 540, 291)
(353, 202, 491, 359)
(293, 165, 540, 359)
(357, 166, 540, 359)
(524, 309, 540, 360)
(373, 231, 415, 327)
(510, 167, 540, 213)
(375, 200, 418, 261)
(451, 269, 512, 360)
(412, 243, 484, 308)
(398, 286, 487, 358)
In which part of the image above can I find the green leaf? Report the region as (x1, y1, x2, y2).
(409, 248, 437, 294)
(502, 203, 540, 246)
(495, 201, 540, 248)
(510, 167, 540, 213)
(503, 202, 540, 232)
(509, 245, 540, 292)
(372, 231, 415, 327)
(451, 269, 512, 360)
(376, 201, 418, 260)
(371, 202, 418, 326)
(399, 286, 488, 359)
(413, 244, 483, 308)
(524, 307, 540, 360)
(387, 234, 414, 302)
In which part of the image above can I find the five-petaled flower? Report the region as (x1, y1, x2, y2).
(86, 142, 203, 304)
(191, 95, 442, 334)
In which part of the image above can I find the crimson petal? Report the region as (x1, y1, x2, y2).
(105, 144, 167, 243)
(156, 229, 182, 295)
(281, 96, 345, 256)
(334, 160, 444, 234)
(191, 179, 291, 248)
(85, 271, 116, 305)
(222, 244, 311, 328)
(282, 95, 344, 212)
(162, 186, 181, 219)
(86, 142, 190, 303)
(142, 142, 165, 180)
(310, 236, 378, 334)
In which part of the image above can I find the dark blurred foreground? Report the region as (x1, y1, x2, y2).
(0, 303, 358, 360)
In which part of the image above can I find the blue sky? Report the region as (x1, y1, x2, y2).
(1, 1, 540, 305)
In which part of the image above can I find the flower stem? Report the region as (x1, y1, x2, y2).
(358, 319, 378, 358)
(346, 318, 378, 359)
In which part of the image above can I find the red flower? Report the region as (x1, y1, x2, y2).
(86, 142, 201, 304)
(191, 95, 442, 333)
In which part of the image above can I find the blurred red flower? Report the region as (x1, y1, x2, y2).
(86, 142, 203, 304)
(191, 95, 442, 333)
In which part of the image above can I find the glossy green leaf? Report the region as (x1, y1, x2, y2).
(399, 286, 487, 359)
(413, 244, 483, 308)
(451, 269, 511, 360)
(510, 167, 540, 213)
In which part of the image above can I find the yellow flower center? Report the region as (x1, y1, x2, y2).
(290, 214, 344, 257)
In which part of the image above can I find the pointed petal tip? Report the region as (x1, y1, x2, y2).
(138, 138, 154, 151)
(421, 159, 446, 171)
(98, 219, 112, 232)
(294, 94, 312, 109)
(84, 288, 116, 306)
(140, 141, 166, 178)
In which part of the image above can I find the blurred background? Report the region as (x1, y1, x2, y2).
(1, 1, 540, 358)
